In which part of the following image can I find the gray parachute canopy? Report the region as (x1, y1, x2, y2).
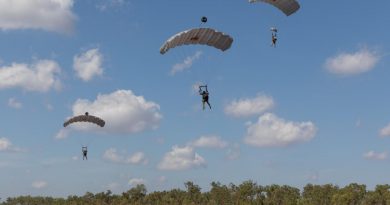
(249, 0, 300, 16)
(63, 112, 105, 128)
(160, 28, 233, 55)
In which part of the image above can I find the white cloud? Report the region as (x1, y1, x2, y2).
(0, 137, 12, 151)
(379, 123, 390, 137)
(73, 48, 104, 81)
(226, 143, 240, 160)
(130, 152, 148, 165)
(355, 118, 362, 128)
(244, 113, 317, 147)
(0, 60, 61, 92)
(32, 180, 48, 189)
(0, 137, 22, 152)
(103, 148, 147, 164)
(128, 178, 146, 186)
(96, 0, 129, 11)
(363, 151, 387, 160)
(0, 0, 76, 34)
(158, 145, 206, 171)
(103, 148, 121, 162)
(54, 129, 69, 140)
(225, 94, 274, 118)
(8, 98, 22, 109)
(45, 103, 54, 111)
(158, 176, 166, 184)
(308, 171, 319, 181)
(190, 135, 228, 148)
(325, 48, 380, 75)
(170, 51, 202, 76)
(60, 90, 162, 136)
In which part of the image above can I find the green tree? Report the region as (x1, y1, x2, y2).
(300, 184, 338, 205)
(331, 183, 366, 205)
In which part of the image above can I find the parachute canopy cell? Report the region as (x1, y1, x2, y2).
(160, 28, 233, 55)
(249, 0, 300, 16)
(63, 112, 105, 128)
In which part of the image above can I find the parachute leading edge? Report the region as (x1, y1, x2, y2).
(160, 28, 233, 55)
(249, 0, 300, 16)
(63, 112, 105, 128)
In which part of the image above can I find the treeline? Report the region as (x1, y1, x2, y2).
(2, 181, 390, 205)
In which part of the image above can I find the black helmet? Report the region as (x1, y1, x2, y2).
(201, 16, 207, 23)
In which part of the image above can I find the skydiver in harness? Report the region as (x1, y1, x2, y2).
(271, 27, 278, 47)
(82, 146, 88, 160)
(199, 85, 211, 110)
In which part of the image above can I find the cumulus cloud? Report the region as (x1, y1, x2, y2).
(226, 143, 240, 160)
(0, 0, 76, 34)
(57, 90, 162, 138)
(0, 60, 62, 92)
(96, 0, 129, 11)
(158, 176, 166, 184)
(0, 137, 22, 152)
(158, 145, 206, 171)
(128, 178, 146, 186)
(244, 113, 317, 147)
(190, 135, 228, 148)
(103, 148, 147, 164)
(308, 171, 319, 181)
(224, 94, 274, 118)
(32, 180, 48, 189)
(45, 103, 54, 111)
(170, 51, 202, 76)
(363, 151, 387, 160)
(0, 137, 12, 151)
(73, 48, 104, 81)
(379, 123, 390, 137)
(8, 98, 22, 109)
(54, 129, 69, 140)
(325, 48, 380, 75)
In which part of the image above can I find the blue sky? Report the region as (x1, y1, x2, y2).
(1, 0, 390, 198)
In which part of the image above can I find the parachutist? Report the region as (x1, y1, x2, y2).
(270, 27, 277, 47)
(271, 32, 277, 47)
(199, 85, 211, 110)
(82, 146, 88, 160)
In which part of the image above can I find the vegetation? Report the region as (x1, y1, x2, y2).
(2, 181, 390, 205)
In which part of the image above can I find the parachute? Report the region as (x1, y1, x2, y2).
(249, 0, 300, 16)
(160, 28, 233, 55)
(63, 112, 105, 128)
